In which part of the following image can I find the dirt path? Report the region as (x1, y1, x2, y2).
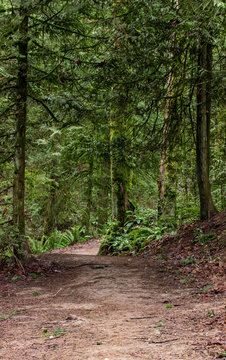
(0, 239, 224, 360)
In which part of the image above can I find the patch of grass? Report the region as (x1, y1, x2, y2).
(0, 309, 26, 320)
(179, 257, 198, 265)
(28, 273, 42, 279)
(157, 268, 167, 273)
(206, 310, 215, 318)
(96, 341, 103, 345)
(32, 291, 40, 297)
(53, 327, 66, 336)
(0, 313, 9, 319)
(180, 278, 195, 284)
(165, 304, 174, 309)
(173, 270, 181, 274)
(200, 285, 213, 292)
(218, 350, 226, 358)
(41, 327, 67, 339)
(155, 322, 164, 328)
(153, 328, 161, 335)
(157, 254, 168, 260)
(193, 227, 203, 237)
(11, 275, 21, 281)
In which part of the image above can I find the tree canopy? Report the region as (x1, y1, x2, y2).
(0, 0, 225, 260)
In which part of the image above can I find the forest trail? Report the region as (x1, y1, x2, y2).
(0, 239, 224, 360)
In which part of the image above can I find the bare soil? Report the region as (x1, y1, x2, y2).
(0, 236, 225, 360)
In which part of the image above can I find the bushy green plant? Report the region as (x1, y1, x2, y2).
(130, 208, 158, 226)
(99, 217, 167, 255)
(28, 236, 46, 254)
(127, 224, 167, 253)
(177, 205, 200, 224)
(98, 221, 128, 255)
(28, 225, 83, 254)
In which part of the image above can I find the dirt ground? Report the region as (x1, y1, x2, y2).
(0, 239, 225, 360)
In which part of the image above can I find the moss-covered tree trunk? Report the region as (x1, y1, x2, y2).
(196, 38, 216, 220)
(13, 2, 30, 258)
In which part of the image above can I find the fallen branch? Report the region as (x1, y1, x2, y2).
(72, 263, 109, 268)
(129, 316, 156, 320)
(149, 338, 179, 344)
(52, 288, 63, 297)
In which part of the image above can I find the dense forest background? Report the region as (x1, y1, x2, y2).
(0, 0, 225, 261)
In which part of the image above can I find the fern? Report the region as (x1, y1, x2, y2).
(28, 225, 83, 254)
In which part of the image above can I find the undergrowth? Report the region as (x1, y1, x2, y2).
(28, 225, 85, 254)
(99, 211, 169, 255)
(0, 226, 86, 264)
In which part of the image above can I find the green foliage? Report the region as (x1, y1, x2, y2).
(99, 221, 133, 255)
(180, 278, 195, 284)
(0, 226, 27, 264)
(0, 309, 26, 320)
(99, 214, 168, 255)
(177, 206, 200, 225)
(28, 225, 82, 254)
(193, 233, 217, 245)
(133, 208, 158, 227)
(155, 322, 164, 328)
(206, 310, 215, 318)
(193, 227, 203, 237)
(0, 0, 224, 258)
(11, 275, 21, 281)
(41, 327, 66, 338)
(157, 254, 168, 260)
(165, 304, 174, 309)
(200, 285, 213, 292)
(179, 257, 198, 265)
(28, 273, 42, 279)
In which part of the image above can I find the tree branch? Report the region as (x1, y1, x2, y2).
(0, 154, 14, 164)
(28, 95, 60, 123)
(0, 186, 13, 195)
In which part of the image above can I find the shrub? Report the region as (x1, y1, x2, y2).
(28, 225, 82, 254)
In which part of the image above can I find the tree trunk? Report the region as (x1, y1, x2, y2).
(44, 180, 57, 236)
(86, 157, 94, 234)
(110, 112, 128, 226)
(158, 72, 172, 218)
(158, 0, 179, 219)
(97, 159, 110, 227)
(13, 3, 30, 257)
(196, 39, 216, 220)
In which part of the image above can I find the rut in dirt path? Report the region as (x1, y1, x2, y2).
(0, 239, 224, 360)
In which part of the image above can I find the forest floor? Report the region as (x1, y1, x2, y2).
(0, 212, 225, 360)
